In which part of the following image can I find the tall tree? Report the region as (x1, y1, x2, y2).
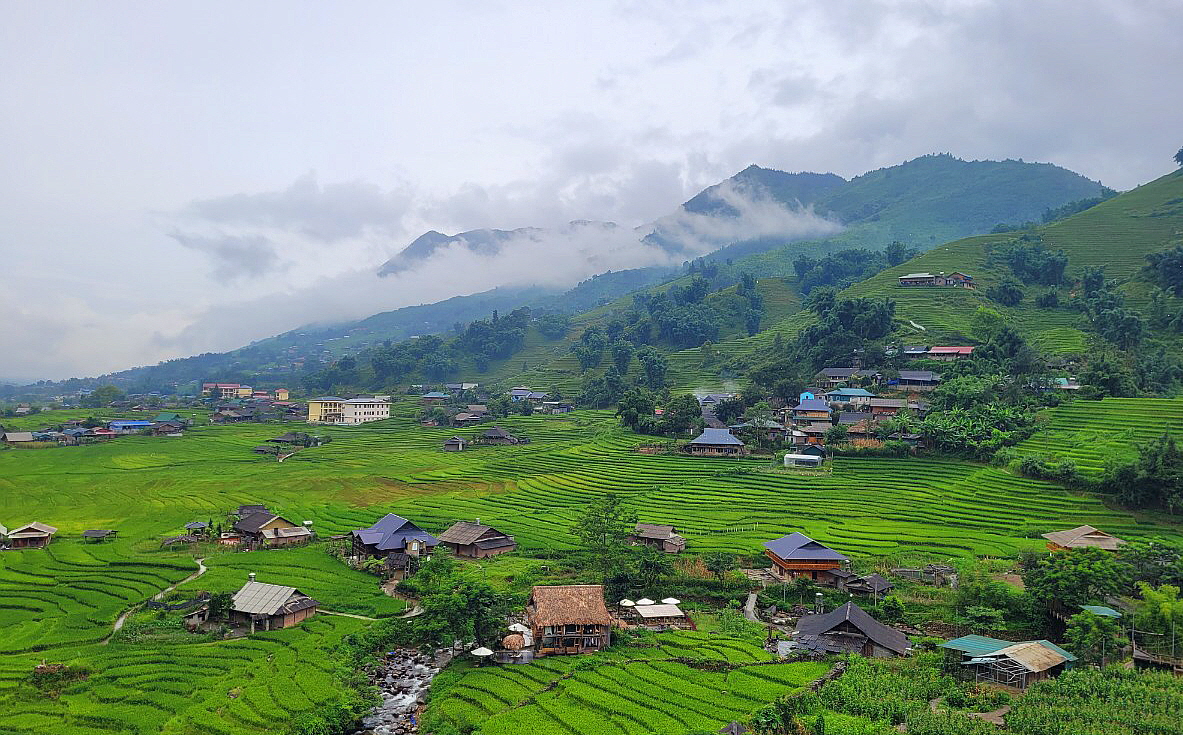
(1023, 547, 1128, 612)
(572, 493, 638, 576)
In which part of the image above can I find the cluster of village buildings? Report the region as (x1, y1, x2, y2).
(0, 412, 193, 448)
(1, 480, 1144, 691)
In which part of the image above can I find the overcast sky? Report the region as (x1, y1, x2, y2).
(2, 0, 1181, 382)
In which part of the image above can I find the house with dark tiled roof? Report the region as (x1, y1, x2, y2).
(787, 601, 911, 658)
(437, 520, 516, 558)
(895, 371, 941, 391)
(628, 523, 686, 553)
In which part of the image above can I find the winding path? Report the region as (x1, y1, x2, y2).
(104, 557, 207, 643)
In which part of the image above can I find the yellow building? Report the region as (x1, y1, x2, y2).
(307, 397, 345, 423)
(274, 388, 289, 401)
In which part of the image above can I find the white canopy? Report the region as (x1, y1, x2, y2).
(635, 597, 655, 605)
(661, 597, 681, 605)
(619, 599, 636, 607)
(471, 647, 494, 656)
(508, 622, 529, 632)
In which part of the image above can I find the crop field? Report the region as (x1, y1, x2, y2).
(424, 631, 829, 735)
(1, 405, 1181, 731)
(1016, 396, 1183, 475)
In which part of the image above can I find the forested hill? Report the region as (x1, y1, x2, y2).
(15, 154, 1113, 396)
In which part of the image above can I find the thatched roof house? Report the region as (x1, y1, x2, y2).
(527, 585, 612, 655)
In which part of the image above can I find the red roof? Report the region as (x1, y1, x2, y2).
(928, 346, 974, 355)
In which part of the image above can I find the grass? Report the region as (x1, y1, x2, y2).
(1, 404, 1181, 732)
(423, 630, 829, 735)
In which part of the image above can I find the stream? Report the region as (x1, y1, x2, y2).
(353, 648, 450, 735)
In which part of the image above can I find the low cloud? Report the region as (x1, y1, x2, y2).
(168, 231, 282, 280)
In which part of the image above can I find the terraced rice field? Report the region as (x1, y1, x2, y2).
(1017, 396, 1183, 475)
(1, 403, 1180, 731)
(425, 631, 829, 735)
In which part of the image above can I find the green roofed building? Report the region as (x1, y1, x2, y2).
(941, 635, 1076, 689)
(1080, 605, 1122, 618)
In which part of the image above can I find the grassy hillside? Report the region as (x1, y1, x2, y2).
(836, 169, 1183, 353)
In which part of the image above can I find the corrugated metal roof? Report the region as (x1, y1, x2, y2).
(995, 641, 1068, 672)
(635, 603, 685, 619)
(232, 581, 296, 615)
(690, 428, 744, 446)
(940, 634, 1011, 656)
(1081, 605, 1122, 618)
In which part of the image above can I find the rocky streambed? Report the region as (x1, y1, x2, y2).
(353, 649, 448, 735)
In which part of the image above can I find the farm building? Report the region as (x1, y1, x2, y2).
(527, 585, 612, 655)
(941, 635, 1075, 690)
(628, 523, 686, 553)
(351, 513, 439, 560)
(728, 418, 788, 441)
(763, 532, 849, 584)
(897, 271, 973, 287)
(784, 453, 824, 468)
(632, 602, 689, 630)
(481, 427, 523, 445)
(232, 512, 313, 548)
(787, 601, 911, 657)
(452, 412, 482, 427)
(230, 574, 319, 632)
(109, 420, 152, 434)
(1041, 525, 1126, 551)
(420, 391, 451, 405)
(184, 521, 210, 536)
(686, 428, 747, 456)
(5, 522, 57, 548)
(443, 436, 468, 451)
(2, 431, 36, 445)
(82, 529, 118, 543)
(789, 397, 833, 426)
(436, 520, 517, 558)
(927, 346, 975, 361)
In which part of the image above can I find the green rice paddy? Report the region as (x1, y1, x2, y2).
(0, 404, 1180, 732)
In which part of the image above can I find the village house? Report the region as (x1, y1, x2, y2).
(763, 532, 850, 584)
(789, 395, 833, 426)
(836, 572, 893, 597)
(446, 382, 479, 392)
(818, 368, 880, 389)
(941, 635, 1075, 690)
(421, 391, 451, 406)
(823, 388, 877, 407)
(452, 412, 483, 427)
(481, 426, 523, 445)
(728, 418, 788, 442)
(443, 436, 468, 452)
(527, 585, 613, 655)
(350, 513, 439, 560)
(895, 370, 942, 392)
(2, 431, 36, 446)
(465, 404, 489, 417)
(786, 601, 911, 657)
(436, 520, 517, 558)
(230, 573, 319, 633)
(540, 401, 574, 414)
(232, 512, 313, 548)
(4, 522, 57, 549)
(838, 411, 874, 426)
(902, 345, 930, 359)
(927, 346, 975, 361)
(897, 271, 974, 288)
(686, 428, 747, 456)
(628, 523, 687, 553)
(1041, 525, 1126, 552)
(82, 529, 118, 543)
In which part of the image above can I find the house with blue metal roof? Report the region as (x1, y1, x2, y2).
(350, 513, 439, 560)
(686, 428, 747, 457)
(823, 388, 877, 407)
(763, 532, 849, 585)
